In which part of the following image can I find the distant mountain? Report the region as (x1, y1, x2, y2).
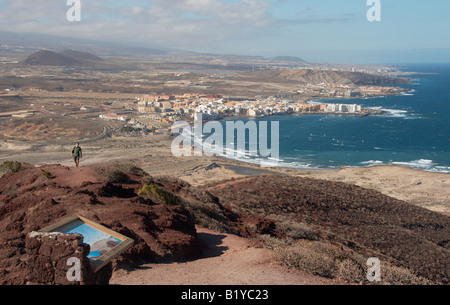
(273, 56, 308, 64)
(281, 69, 411, 85)
(21, 49, 102, 67)
(0, 31, 170, 58)
(1, 31, 313, 65)
(243, 69, 411, 86)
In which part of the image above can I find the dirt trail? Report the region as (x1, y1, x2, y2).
(110, 227, 347, 285)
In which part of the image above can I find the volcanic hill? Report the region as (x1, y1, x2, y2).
(0, 163, 448, 285)
(21, 50, 103, 67)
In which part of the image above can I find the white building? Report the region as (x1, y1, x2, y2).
(325, 104, 360, 114)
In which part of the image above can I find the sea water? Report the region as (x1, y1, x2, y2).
(218, 63, 450, 173)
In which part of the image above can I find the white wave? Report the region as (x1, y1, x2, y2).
(359, 159, 449, 174)
(392, 159, 435, 168)
(384, 109, 408, 118)
(361, 160, 385, 166)
(434, 166, 450, 174)
(268, 157, 284, 162)
(368, 106, 422, 119)
(390, 159, 450, 173)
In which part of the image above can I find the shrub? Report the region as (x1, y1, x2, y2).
(94, 162, 134, 183)
(40, 170, 55, 179)
(182, 198, 232, 233)
(260, 235, 437, 284)
(378, 264, 434, 285)
(0, 161, 34, 174)
(272, 243, 336, 278)
(138, 184, 181, 206)
(336, 259, 365, 283)
(276, 220, 319, 241)
(260, 235, 360, 280)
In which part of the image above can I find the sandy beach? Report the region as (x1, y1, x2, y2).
(1, 132, 448, 216)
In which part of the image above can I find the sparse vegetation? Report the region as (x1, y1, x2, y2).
(260, 235, 350, 279)
(120, 125, 143, 133)
(94, 161, 147, 183)
(139, 177, 233, 233)
(380, 264, 433, 285)
(138, 184, 181, 206)
(97, 168, 130, 183)
(209, 175, 450, 284)
(0, 161, 33, 174)
(259, 235, 436, 285)
(276, 220, 319, 241)
(180, 195, 232, 233)
(40, 170, 55, 179)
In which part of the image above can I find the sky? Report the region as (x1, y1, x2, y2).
(0, 0, 449, 64)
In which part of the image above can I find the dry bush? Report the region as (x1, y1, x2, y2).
(276, 220, 319, 241)
(40, 169, 55, 179)
(261, 235, 437, 284)
(106, 161, 148, 177)
(0, 161, 34, 174)
(182, 198, 232, 233)
(96, 167, 130, 183)
(260, 235, 365, 281)
(336, 259, 366, 283)
(179, 188, 232, 233)
(93, 161, 145, 183)
(138, 182, 232, 233)
(273, 241, 337, 278)
(378, 264, 434, 285)
(138, 184, 181, 206)
(151, 175, 190, 188)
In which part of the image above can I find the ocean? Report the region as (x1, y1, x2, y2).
(217, 63, 450, 173)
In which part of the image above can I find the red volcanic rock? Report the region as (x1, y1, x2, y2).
(0, 165, 201, 285)
(207, 175, 450, 284)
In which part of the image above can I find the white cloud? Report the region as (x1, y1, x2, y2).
(0, 0, 276, 51)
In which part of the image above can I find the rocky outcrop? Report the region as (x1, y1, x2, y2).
(0, 165, 201, 285)
(24, 232, 111, 285)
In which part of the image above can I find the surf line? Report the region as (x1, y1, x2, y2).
(171, 113, 280, 168)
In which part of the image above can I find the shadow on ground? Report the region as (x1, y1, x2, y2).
(197, 232, 229, 259)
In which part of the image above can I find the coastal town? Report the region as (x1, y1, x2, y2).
(0, 81, 408, 137)
(99, 83, 406, 133)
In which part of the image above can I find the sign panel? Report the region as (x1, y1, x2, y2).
(40, 215, 134, 272)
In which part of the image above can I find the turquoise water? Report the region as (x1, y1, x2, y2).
(218, 64, 450, 173)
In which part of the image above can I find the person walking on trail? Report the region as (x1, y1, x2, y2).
(72, 142, 83, 167)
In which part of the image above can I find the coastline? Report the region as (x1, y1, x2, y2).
(208, 156, 450, 216)
(1, 125, 448, 216)
(178, 87, 414, 126)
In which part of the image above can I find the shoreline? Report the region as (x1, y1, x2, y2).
(211, 157, 450, 216)
(0, 126, 448, 215)
(174, 127, 450, 175)
(214, 152, 449, 176)
(178, 88, 413, 125)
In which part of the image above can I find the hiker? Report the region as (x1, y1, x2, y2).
(72, 142, 83, 167)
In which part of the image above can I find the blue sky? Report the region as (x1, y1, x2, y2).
(1, 0, 449, 63)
